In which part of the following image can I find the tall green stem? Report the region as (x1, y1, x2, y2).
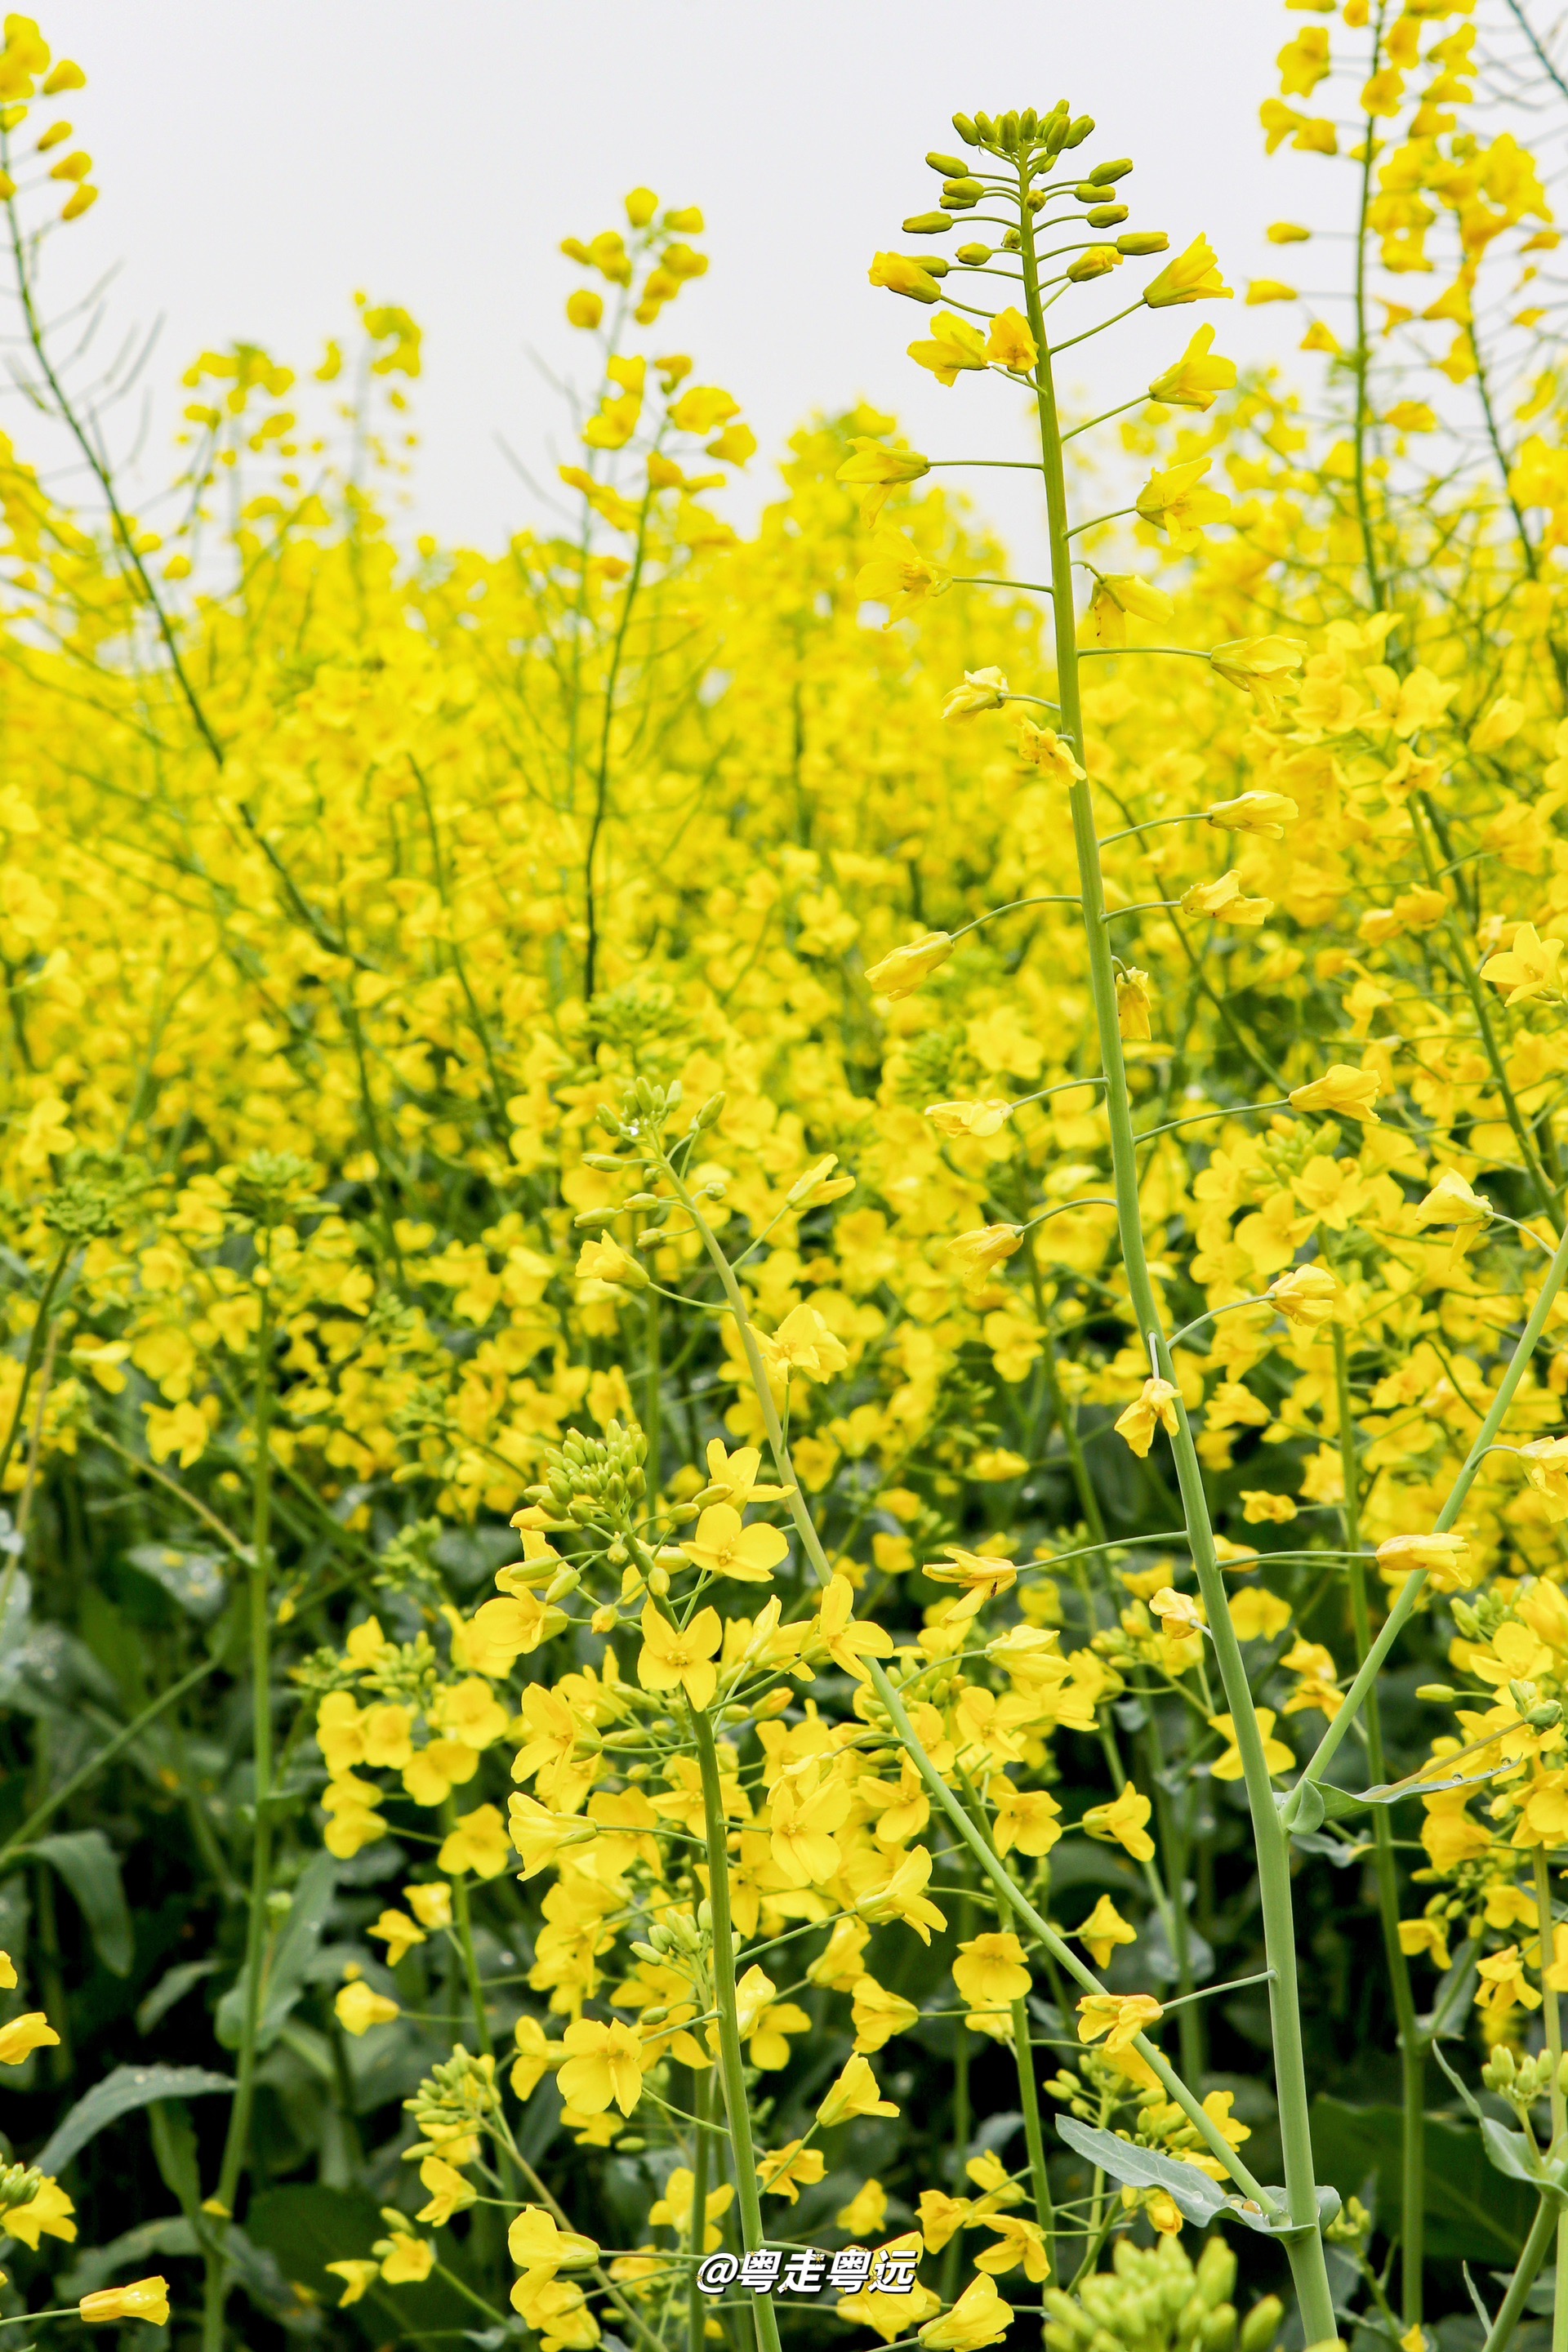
(1013, 159, 1336, 2341)
(1334, 1327, 1423, 2324)
(691, 1706, 783, 2352)
(1535, 1849, 1568, 2352)
(1012, 1995, 1055, 2287)
(204, 1272, 276, 2352)
(1481, 2191, 1559, 2352)
(688, 2062, 714, 2352)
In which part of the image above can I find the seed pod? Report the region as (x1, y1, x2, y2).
(928, 149, 967, 173)
(902, 212, 953, 236)
(1118, 232, 1169, 255)
(1087, 203, 1128, 227)
(1089, 156, 1134, 184)
(1062, 114, 1095, 148)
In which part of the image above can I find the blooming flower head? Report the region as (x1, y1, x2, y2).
(1205, 790, 1299, 838)
(79, 2278, 170, 2328)
(1375, 1531, 1474, 1592)
(680, 1500, 788, 1584)
(817, 2051, 901, 2127)
(759, 1303, 849, 1383)
(918, 2270, 1015, 2349)
(1269, 1263, 1339, 1327)
(925, 1097, 1013, 1138)
(1081, 1785, 1156, 1861)
(984, 307, 1037, 372)
(1143, 232, 1233, 308)
(942, 666, 1009, 721)
(947, 1223, 1024, 1281)
(1289, 1063, 1383, 1125)
(336, 1978, 400, 2037)
(906, 312, 989, 384)
(636, 1600, 723, 1709)
(1075, 1894, 1138, 1969)
(1076, 1991, 1165, 2051)
(1116, 968, 1153, 1040)
(1208, 633, 1307, 716)
(556, 2017, 644, 2116)
(1017, 720, 1086, 782)
(1148, 323, 1237, 410)
(855, 530, 952, 624)
(868, 252, 943, 304)
(952, 1931, 1031, 2016)
(1114, 1376, 1179, 1459)
(835, 433, 932, 525)
(864, 928, 954, 996)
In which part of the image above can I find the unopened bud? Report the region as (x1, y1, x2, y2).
(648, 1565, 670, 1597)
(1118, 232, 1169, 256)
(973, 113, 996, 140)
(572, 1206, 622, 1228)
(928, 149, 967, 174)
(956, 243, 991, 265)
(1529, 1701, 1563, 1731)
(951, 114, 979, 145)
(546, 1566, 581, 1603)
(902, 212, 952, 236)
(1087, 204, 1128, 227)
(941, 191, 980, 212)
(1415, 1684, 1456, 1703)
(1239, 2297, 1285, 2352)
(1062, 114, 1094, 148)
(1089, 156, 1133, 185)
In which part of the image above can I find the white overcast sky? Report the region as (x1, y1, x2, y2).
(24, 2, 1347, 560)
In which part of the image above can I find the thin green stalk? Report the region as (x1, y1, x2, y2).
(1334, 1326, 1424, 2327)
(1481, 2193, 1560, 2352)
(204, 1274, 277, 2352)
(1013, 155, 1336, 2341)
(688, 2061, 713, 2352)
(1535, 1847, 1568, 2352)
(1349, 0, 1388, 611)
(944, 1884, 973, 2306)
(1027, 1254, 1106, 1544)
(1012, 1995, 1055, 2286)
(691, 1706, 783, 2352)
(0, 1237, 70, 1629)
(1294, 1215, 1568, 1800)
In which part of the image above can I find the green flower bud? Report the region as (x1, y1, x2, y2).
(942, 177, 985, 200)
(1087, 203, 1129, 226)
(1062, 114, 1094, 148)
(956, 243, 991, 265)
(951, 114, 980, 145)
(1239, 2297, 1285, 2352)
(928, 149, 968, 174)
(973, 113, 996, 140)
(941, 192, 979, 212)
(902, 212, 953, 236)
(1196, 2238, 1237, 2310)
(1119, 232, 1169, 255)
(1200, 2309, 1238, 2352)
(999, 112, 1020, 151)
(1089, 156, 1134, 184)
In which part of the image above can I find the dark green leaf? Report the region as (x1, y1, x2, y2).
(36, 2063, 234, 2179)
(216, 1848, 336, 2052)
(32, 1829, 132, 1976)
(1056, 2116, 1227, 2224)
(1310, 2097, 1538, 2263)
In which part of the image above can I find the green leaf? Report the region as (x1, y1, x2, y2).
(1310, 2096, 1538, 2264)
(35, 2062, 234, 2179)
(32, 1829, 132, 1976)
(123, 1542, 229, 1620)
(1056, 2117, 1228, 2225)
(215, 1848, 336, 2052)
(1481, 2115, 1545, 2185)
(148, 2098, 202, 2218)
(136, 1957, 220, 2035)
